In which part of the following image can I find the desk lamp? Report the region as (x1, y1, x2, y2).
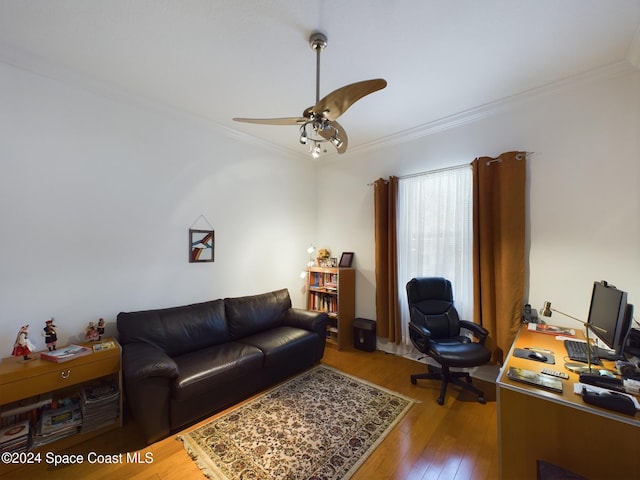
(541, 301, 606, 373)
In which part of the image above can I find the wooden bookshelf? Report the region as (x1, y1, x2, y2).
(306, 267, 355, 350)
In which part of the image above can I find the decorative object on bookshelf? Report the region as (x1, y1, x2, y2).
(40, 344, 93, 363)
(85, 321, 100, 341)
(339, 251, 354, 267)
(11, 325, 35, 361)
(97, 318, 105, 340)
(317, 247, 331, 266)
(42, 318, 58, 351)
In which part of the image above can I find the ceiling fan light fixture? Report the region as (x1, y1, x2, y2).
(299, 125, 308, 144)
(311, 143, 321, 159)
(330, 129, 343, 149)
(232, 31, 386, 158)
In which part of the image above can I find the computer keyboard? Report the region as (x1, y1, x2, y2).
(564, 339, 603, 365)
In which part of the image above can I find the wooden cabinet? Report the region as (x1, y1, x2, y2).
(0, 338, 122, 452)
(306, 267, 355, 350)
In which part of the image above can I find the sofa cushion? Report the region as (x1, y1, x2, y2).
(239, 326, 319, 369)
(171, 342, 263, 402)
(117, 299, 229, 357)
(225, 289, 291, 339)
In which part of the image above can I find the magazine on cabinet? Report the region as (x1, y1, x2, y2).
(527, 322, 575, 337)
(40, 344, 93, 363)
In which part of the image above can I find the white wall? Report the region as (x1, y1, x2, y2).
(316, 64, 640, 331)
(0, 61, 317, 352)
(2, 59, 638, 356)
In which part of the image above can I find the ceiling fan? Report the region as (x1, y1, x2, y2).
(233, 32, 387, 158)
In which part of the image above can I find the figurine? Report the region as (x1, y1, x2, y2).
(85, 321, 100, 342)
(97, 318, 105, 340)
(12, 325, 35, 360)
(42, 318, 58, 351)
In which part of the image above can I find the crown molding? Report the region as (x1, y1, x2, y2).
(0, 44, 303, 160)
(1, 44, 636, 162)
(346, 60, 637, 157)
(627, 24, 640, 69)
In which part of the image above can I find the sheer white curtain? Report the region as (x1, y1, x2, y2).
(396, 165, 473, 345)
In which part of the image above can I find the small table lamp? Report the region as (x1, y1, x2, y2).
(541, 301, 606, 373)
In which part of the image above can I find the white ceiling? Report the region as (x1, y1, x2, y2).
(1, 1, 639, 158)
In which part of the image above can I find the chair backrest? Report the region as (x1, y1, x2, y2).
(406, 277, 461, 339)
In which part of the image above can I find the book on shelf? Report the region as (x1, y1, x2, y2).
(39, 402, 82, 434)
(80, 381, 120, 433)
(527, 322, 575, 337)
(0, 419, 30, 453)
(32, 397, 82, 447)
(40, 344, 93, 363)
(1, 394, 52, 418)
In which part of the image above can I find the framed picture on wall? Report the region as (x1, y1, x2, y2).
(189, 229, 215, 263)
(339, 252, 354, 267)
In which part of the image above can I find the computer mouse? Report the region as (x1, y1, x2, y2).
(527, 351, 547, 362)
(598, 369, 615, 378)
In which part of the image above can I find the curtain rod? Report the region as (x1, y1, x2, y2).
(368, 152, 534, 185)
(399, 162, 471, 180)
(368, 163, 470, 185)
(484, 151, 533, 166)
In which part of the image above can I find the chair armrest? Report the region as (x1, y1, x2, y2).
(459, 320, 489, 344)
(284, 308, 328, 335)
(409, 321, 432, 339)
(409, 321, 432, 353)
(121, 342, 179, 381)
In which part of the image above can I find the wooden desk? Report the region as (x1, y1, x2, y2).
(497, 325, 640, 479)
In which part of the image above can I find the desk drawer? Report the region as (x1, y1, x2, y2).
(2, 356, 120, 404)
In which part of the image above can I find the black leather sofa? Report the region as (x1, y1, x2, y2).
(116, 288, 328, 444)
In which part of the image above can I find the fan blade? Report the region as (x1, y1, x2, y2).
(232, 117, 307, 125)
(312, 79, 387, 121)
(317, 121, 349, 154)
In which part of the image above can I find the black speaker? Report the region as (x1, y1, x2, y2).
(626, 328, 640, 357)
(353, 318, 376, 352)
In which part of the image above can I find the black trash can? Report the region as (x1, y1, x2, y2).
(353, 318, 376, 352)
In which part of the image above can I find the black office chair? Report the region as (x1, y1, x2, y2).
(406, 277, 491, 405)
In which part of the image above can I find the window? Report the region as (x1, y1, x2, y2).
(396, 165, 473, 345)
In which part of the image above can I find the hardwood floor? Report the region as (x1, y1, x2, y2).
(2, 346, 498, 480)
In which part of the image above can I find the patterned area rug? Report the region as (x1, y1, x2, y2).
(177, 365, 416, 479)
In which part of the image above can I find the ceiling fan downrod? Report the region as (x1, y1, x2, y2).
(309, 32, 327, 105)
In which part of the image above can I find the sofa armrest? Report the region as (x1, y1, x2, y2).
(284, 308, 328, 335)
(121, 343, 178, 444)
(122, 342, 179, 381)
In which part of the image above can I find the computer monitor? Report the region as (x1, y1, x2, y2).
(587, 281, 629, 357)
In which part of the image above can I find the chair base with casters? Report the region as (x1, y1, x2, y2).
(410, 348, 489, 405)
